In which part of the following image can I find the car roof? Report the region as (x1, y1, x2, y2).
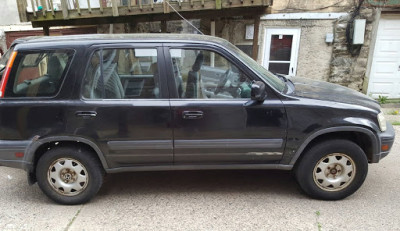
(12, 33, 231, 47)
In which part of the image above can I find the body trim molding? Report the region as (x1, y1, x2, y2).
(175, 139, 283, 149)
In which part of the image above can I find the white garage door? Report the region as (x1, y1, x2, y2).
(368, 15, 400, 98)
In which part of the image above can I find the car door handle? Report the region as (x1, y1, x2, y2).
(75, 111, 97, 118)
(182, 111, 203, 119)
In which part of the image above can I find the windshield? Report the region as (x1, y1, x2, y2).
(0, 46, 14, 71)
(225, 43, 286, 92)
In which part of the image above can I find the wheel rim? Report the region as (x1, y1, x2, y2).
(47, 158, 89, 196)
(313, 153, 356, 192)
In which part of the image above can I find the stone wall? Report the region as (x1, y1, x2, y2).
(329, 7, 376, 90)
(97, 20, 199, 34)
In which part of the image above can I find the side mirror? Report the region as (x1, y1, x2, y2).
(251, 81, 267, 102)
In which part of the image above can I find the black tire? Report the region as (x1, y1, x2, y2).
(294, 139, 368, 200)
(36, 146, 104, 205)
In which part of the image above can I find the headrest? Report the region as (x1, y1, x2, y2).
(192, 53, 204, 72)
(150, 62, 158, 73)
(47, 56, 62, 78)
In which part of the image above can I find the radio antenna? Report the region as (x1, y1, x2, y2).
(165, 1, 204, 35)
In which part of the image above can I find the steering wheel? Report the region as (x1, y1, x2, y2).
(214, 69, 231, 95)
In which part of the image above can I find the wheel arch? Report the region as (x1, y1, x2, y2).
(26, 136, 108, 184)
(289, 126, 379, 166)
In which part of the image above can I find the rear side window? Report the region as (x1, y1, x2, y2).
(82, 48, 160, 99)
(4, 49, 74, 97)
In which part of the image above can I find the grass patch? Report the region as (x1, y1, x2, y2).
(315, 211, 322, 231)
(375, 96, 400, 105)
(386, 99, 400, 104)
(392, 121, 400, 126)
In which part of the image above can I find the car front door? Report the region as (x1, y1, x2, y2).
(71, 44, 173, 169)
(165, 45, 287, 165)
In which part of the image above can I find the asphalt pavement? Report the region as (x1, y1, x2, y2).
(1, 127, 400, 230)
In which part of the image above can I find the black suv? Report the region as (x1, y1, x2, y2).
(0, 34, 395, 204)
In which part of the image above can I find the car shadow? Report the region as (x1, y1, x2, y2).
(97, 169, 304, 198)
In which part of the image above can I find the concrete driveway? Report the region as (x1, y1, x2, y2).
(1, 128, 400, 231)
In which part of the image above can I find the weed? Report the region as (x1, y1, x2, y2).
(392, 121, 400, 126)
(315, 211, 322, 231)
(388, 110, 399, 115)
(378, 95, 388, 104)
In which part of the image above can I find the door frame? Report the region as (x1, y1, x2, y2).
(262, 28, 301, 76)
(74, 43, 174, 168)
(366, 14, 400, 98)
(162, 43, 287, 164)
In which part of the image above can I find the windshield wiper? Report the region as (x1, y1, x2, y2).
(275, 73, 290, 82)
(275, 73, 295, 94)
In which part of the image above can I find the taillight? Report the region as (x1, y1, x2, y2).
(0, 51, 17, 98)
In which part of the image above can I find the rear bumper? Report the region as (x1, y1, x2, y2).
(0, 140, 31, 171)
(372, 122, 395, 163)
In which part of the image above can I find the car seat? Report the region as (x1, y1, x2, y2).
(185, 53, 203, 98)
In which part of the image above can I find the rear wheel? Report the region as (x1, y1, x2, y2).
(36, 146, 104, 205)
(294, 139, 368, 200)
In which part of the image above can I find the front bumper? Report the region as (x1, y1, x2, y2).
(372, 122, 395, 163)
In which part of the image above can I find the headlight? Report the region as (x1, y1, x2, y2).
(377, 112, 387, 132)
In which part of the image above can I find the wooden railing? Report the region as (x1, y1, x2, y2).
(17, 0, 271, 27)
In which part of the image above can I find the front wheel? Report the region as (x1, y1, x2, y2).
(36, 146, 104, 205)
(294, 139, 368, 200)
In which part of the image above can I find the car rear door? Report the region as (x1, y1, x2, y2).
(70, 43, 173, 169)
(164, 44, 287, 165)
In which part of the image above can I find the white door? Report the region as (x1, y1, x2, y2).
(262, 28, 301, 76)
(368, 15, 400, 98)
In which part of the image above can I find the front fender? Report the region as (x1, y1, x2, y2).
(286, 126, 379, 166)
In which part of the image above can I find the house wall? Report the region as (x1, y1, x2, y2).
(271, 0, 354, 13)
(0, 0, 24, 54)
(218, 19, 336, 82)
(256, 1, 379, 90)
(0, 1, 21, 26)
(89, 0, 381, 93)
(259, 19, 335, 81)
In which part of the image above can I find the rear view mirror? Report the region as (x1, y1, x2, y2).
(251, 81, 267, 102)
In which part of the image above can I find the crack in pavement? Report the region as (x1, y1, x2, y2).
(64, 205, 84, 231)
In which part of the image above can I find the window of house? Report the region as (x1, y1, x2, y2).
(82, 48, 159, 99)
(5, 49, 74, 97)
(169, 48, 252, 99)
(262, 28, 301, 76)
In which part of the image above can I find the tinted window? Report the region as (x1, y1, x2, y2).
(170, 49, 252, 99)
(5, 49, 74, 97)
(82, 48, 160, 99)
(225, 43, 286, 92)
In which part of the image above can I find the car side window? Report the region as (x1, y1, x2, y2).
(82, 48, 160, 99)
(169, 48, 252, 99)
(5, 50, 74, 97)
